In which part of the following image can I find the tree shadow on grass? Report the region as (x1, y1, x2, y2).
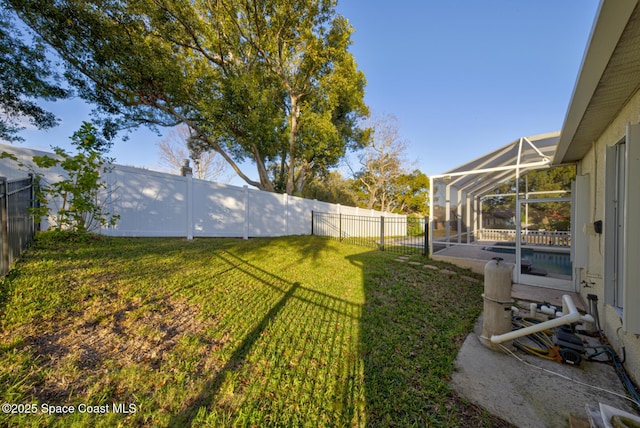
(168, 250, 365, 427)
(169, 280, 301, 426)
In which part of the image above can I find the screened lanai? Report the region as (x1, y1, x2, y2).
(429, 131, 578, 291)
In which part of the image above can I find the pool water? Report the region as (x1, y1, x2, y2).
(486, 246, 572, 276)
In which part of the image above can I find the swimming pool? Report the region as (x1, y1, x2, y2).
(485, 245, 572, 276)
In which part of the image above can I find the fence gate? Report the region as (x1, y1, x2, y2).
(1, 175, 38, 276)
(311, 211, 428, 256)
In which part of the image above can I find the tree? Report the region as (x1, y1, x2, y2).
(393, 170, 430, 215)
(482, 165, 576, 230)
(519, 166, 575, 230)
(157, 124, 230, 182)
(352, 114, 409, 212)
(300, 171, 358, 206)
(7, 0, 369, 194)
(0, 2, 69, 141)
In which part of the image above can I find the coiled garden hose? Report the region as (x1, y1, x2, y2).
(511, 309, 640, 411)
(511, 317, 562, 362)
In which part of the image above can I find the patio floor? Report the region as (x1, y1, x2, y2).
(452, 284, 637, 427)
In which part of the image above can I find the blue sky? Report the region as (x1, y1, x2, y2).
(14, 1, 600, 184)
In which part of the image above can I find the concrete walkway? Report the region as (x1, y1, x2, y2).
(452, 314, 638, 427)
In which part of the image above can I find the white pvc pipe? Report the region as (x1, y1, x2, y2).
(490, 295, 581, 344)
(580, 314, 595, 323)
(540, 305, 557, 316)
(529, 302, 537, 317)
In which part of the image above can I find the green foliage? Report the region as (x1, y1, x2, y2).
(0, 151, 18, 162)
(7, 0, 369, 193)
(394, 170, 430, 215)
(407, 215, 425, 236)
(300, 171, 358, 205)
(0, 2, 69, 141)
(299, 167, 429, 215)
(31, 122, 119, 233)
(482, 165, 576, 231)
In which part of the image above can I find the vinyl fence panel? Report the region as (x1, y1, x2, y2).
(1, 142, 406, 240)
(192, 179, 246, 238)
(286, 195, 314, 235)
(247, 188, 285, 237)
(105, 166, 189, 237)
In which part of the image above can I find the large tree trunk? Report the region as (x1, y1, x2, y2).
(294, 161, 311, 195)
(251, 144, 275, 192)
(286, 95, 300, 195)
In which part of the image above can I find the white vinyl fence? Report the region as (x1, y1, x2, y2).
(1, 143, 405, 239)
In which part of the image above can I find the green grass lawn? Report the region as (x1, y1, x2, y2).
(0, 232, 505, 427)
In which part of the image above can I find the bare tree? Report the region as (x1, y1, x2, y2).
(157, 124, 231, 182)
(353, 113, 412, 212)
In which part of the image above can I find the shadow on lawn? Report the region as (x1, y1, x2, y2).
(3, 235, 488, 426)
(168, 250, 365, 427)
(166, 245, 487, 427)
(168, 245, 485, 426)
(347, 250, 487, 427)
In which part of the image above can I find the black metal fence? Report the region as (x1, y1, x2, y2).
(1, 175, 39, 276)
(311, 211, 428, 256)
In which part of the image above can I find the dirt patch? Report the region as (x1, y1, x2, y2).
(23, 296, 219, 402)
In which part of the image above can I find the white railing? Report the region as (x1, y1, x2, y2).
(479, 229, 571, 248)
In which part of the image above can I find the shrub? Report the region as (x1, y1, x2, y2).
(407, 215, 425, 237)
(31, 121, 119, 233)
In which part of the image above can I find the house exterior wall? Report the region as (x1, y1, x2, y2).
(576, 87, 640, 383)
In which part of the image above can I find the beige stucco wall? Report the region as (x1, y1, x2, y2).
(576, 88, 640, 384)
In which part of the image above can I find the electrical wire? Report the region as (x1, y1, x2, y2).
(498, 343, 640, 408)
(585, 344, 640, 406)
(584, 297, 640, 407)
(510, 313, 640, 410)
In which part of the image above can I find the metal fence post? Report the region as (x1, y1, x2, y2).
(380, 216, 385, 251)
(28, 173, 35, 235)
(424, 216, 429, 257)
(1, 177, 8, 275)
(311, 210, 315, 235)
(339, 213, 342, 242)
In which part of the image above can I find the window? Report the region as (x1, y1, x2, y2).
(604, 142, 625, 311)
(605, 124, 640, 333)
